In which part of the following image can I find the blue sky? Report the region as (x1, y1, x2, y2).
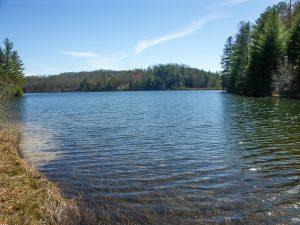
(0, 0, 281, 75)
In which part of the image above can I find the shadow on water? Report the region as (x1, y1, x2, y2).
(17, 91, 300, 224)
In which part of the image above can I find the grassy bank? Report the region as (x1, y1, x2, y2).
(0, 128, 80, 225)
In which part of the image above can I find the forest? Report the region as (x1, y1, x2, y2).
(221, 0, 300, 97)
(24, 65, 221, 92)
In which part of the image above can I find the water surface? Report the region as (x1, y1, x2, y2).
(18, 91, 300, 224)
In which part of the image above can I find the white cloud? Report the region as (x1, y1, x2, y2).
(60, 51, 128, 70)
(59, 14, 229, 70)
(60, 51, 97, 58)
(134, 14, 227, 55)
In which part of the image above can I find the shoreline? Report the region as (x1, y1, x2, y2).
(221, 91, 300, 99)
(23, 88, 222, 94)
(0, 128, 80, 225)
(22, 90, 300, 100)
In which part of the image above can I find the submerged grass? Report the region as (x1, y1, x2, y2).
(0, 128, 81, 225)
(0, 124, 137, 225)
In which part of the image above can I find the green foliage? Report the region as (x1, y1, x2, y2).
(0, 38, 25, 98)
(24, 64, 221, 92)
(230, 22, 251, 94)
(221, 0, 300, 96)
(221, 37, 233, 90)
(287, 12, 300, 90)
(246, 8, 285, 95)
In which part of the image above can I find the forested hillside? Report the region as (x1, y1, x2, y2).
(25, 64, 221, 92)
(221, 0, 300, 97)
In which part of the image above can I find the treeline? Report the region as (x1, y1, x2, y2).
(25, 64, 221, 92)
(221, 0, 300, 97)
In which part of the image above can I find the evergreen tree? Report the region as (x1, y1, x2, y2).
(220, 0, 300, 96)
(0, 38, 25, 97)
(221, 36, 233, 90)
(245, 8, 285, 96)
(287, 12, 300, 91)
(230, 22, 251, 94)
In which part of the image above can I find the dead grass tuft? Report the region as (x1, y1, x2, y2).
(0, 128, 81, 225)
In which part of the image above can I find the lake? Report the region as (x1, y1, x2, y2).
(17, 90, 300, 224)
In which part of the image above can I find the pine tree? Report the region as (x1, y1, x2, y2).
(287, 12, 300, 92)
(245, 8, 285, 96)
(0, 38, 25, 96)
(230, 22, 251, 94)
(220, 36, 233, 91)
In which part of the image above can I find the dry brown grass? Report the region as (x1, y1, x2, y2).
(0, 128, 81, 225)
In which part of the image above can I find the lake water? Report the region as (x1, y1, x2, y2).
(17, 91, 300, 224)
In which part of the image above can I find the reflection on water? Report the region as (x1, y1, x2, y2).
(18, 91, 300, 224)
(221, 95, 300, 224)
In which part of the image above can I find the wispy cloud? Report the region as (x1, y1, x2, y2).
(211, 0, 251, 8)
(60, 51, 128, 70)
(60, 51, 97, 58)
(60, 14, 228, 69)
(134, 14, 227, 55)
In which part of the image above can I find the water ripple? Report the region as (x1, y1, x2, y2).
(19, 91, 300, 224)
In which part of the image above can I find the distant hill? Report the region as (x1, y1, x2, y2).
(24, 64, 221, 93)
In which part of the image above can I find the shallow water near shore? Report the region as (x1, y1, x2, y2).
(17, 90, 300, 224)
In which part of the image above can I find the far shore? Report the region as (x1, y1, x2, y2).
(23, 88, 223, 94)
(22, 89, 300, 100)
